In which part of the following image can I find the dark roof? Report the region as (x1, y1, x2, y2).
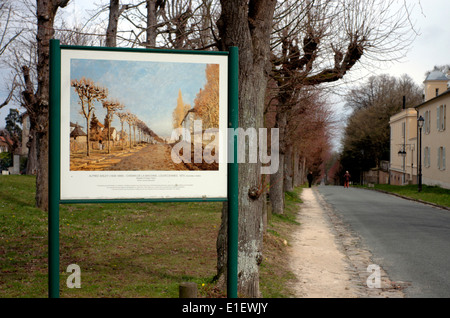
(424, 70, 448, 82)
(70, 126, 87, 137)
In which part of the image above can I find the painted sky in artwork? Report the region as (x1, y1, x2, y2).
(70, 58, 208, 138)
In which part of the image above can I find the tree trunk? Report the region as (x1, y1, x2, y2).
(106, 0, 119, 47)
(26, 128, 37, 175)
(293, 147, 300, 187)
(300, 156, 306, 185)
(146, 0, 157, 48)
(269, 154, 284, 214)
(283, 143, 293, 192)
(216, 202, 228, 290)
(85, 117, 90, 156)
(35, 0, 70, 211)
(21, 65, 38, 175)
(216, 0, 276, 298)
(269, 107, 286, 214)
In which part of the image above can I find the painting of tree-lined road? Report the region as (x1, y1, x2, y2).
(69, 59, 219, 171)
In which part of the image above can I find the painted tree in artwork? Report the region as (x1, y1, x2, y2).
(71, 77, 108, 156)
(124, 111, 137, 148)
(193, 64, 219, 128)
(116, 112, 128, 149)
(172, 89, 191, 128)
(102, 99, 124, 153)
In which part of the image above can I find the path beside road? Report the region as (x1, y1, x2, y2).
(288, 187, 405, 298)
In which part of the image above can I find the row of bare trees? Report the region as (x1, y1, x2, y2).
(0, 0, 420, 297)
(72, 76, 157, 156)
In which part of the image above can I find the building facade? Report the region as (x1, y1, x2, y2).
(389, 108, 418, 185)
(415, 70, 450, 189)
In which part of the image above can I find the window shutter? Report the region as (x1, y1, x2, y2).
(437, 106, 440, 131)
(444, 105, 446, 131)
(443, 147, 446, 170)
(438, 147, 441, 169)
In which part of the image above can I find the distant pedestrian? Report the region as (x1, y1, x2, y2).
(343, 171, 351, 188)
(307, 171, 313, 188)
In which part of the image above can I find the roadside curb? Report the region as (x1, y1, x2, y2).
(361, 187, 450, 212)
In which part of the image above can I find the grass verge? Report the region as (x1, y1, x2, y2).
(361, 184, 450, 208)
(259, 186, 304, 298)
(1, 175, 302, 298)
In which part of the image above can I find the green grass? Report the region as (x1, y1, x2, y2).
(0, 175, 300, 298)
(0, 175, 221, 298)
(366, 184, 450, 208)
(259, 186, 304, 298)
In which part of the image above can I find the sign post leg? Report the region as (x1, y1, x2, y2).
(49, 39, 61, 298)
(227, 46, 239, 298)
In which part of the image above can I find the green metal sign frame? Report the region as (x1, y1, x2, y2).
(49, 39, 239, 298)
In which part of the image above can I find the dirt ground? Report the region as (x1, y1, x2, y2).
(288, 187, 407, 298)
(70, 143, 188, 171)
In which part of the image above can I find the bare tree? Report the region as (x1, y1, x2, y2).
(116, 111, 128, 149)
(124, 111, 137, 148)
(267, 0, 418, 214)
(71, 77, 108, 156)
(0, 1, 23, 108)
(215, 0, 277, 298)
(30, 0, 70, 210)
(102, 99, 124, 153)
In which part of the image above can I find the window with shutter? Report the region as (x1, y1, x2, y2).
(443, 147, 446, 170)
(443, 105, 446, 131)
(438, 147, 441, 170)
(437, 106, 441, 131)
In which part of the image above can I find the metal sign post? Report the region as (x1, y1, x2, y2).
(48, 39, 239, 298)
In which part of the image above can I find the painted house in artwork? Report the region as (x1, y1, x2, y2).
(180, 109, 202, 142)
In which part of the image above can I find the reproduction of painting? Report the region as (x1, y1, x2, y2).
(59, 48, 228, 200)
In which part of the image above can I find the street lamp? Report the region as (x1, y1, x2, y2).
(398, 147, 407, 185)
(398, 149, 407, 157)
(418, 115, 425, 192)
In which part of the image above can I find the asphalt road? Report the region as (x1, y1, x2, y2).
(316, 185, 450, 298)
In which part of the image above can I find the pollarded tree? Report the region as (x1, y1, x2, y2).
(116, 111, 128, 149)
(124, 111, 137, 148)
(267, 0, 419, 214)
(102, 99, 124, 153)
(71, 77, 108, 156)
(22, 0, 70, 210)
(215, 0, 278, 298)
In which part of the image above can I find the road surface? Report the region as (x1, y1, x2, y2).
(316, 185, 450, 297)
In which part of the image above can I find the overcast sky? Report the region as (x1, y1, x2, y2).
(359, 0, 448, 85)
(1, 0, 449, 134)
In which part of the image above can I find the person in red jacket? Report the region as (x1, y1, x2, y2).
(343, 171, 351, 188)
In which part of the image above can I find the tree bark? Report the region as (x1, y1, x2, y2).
(35, 0, 70, 211)
(283, 143, 293, 192)
(269, 107, 286, 215)
(146, 0, 158, 48)
(106, 0, 120, 47)
(216, 0, 276, 298)
(293, 147, 300, 187)
(21, 65, 37, 175)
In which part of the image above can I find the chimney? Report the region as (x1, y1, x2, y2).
(402, 96, 406, 110)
